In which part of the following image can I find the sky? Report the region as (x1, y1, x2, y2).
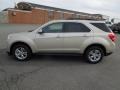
(0, 0, 120, 19)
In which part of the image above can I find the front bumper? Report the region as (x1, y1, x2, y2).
(6, 51, 12, 56)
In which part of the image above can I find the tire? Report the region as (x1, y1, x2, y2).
(12, 44, 32, 61)
(84, 46, 104, 64)
(118, 30, 120, 34)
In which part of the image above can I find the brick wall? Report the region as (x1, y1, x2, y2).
(64, 13, 73, 19)
(31, 8, 49, 24)
(8, 10, 32, 24)
(53, 11, 61, 20)
(8, 8, 75, 24)
(8, 8, 50, 24)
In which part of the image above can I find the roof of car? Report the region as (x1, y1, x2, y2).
(49, 20, 105, 23)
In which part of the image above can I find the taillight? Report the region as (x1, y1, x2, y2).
(108, 33, 116, 42)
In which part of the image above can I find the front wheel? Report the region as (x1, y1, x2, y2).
(12, 44, 32, 61)
(84, 46, 104, 64)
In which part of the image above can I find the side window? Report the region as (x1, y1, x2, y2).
(63, 22, 90, 32)
(91, 23, 111, 32)
(42, 23, 63, 33)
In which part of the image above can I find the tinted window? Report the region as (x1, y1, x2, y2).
(63, 22, 90, 32)
(106, 22, 111, 24)
(42, 23, 63, 33)
(91, 23, 111, 32)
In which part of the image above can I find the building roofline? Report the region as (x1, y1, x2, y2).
(17, 2, 92, 15)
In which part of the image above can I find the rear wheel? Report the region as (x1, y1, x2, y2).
(84, 46, 104, 64)
(12, 44, 32, 61)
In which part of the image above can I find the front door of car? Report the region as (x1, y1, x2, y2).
(35, 22, 64, 52)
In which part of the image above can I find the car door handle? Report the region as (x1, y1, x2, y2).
(83, 35, 88, 37)
(83, 35, 89, 37)
(56, 36, 61, 38)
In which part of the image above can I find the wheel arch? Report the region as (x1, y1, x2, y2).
(10, 41, 33, 55)
(84, 43, 106, 55)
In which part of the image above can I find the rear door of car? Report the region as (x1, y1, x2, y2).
(62, 22, 92, 52)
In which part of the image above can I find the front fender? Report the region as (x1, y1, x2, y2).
(8, 36, 38, 53)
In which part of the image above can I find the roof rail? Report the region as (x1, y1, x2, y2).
(66, 18, 105, 21)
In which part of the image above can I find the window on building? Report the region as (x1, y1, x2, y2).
(63, 22, 91, 32)
(73, 14, 76, 18)
(76, 15, 80, 18)
(48, 10, 54, 20)
(60, 12, 64, 19)
(48, 10, 53, 16)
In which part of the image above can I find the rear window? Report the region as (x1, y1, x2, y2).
(91, 23, 111, 32)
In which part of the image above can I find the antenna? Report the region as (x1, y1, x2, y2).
(13, 0, 16, 8)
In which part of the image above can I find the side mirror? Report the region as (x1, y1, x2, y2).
(38, 30, 44, 34)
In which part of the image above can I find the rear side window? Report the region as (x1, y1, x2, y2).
(91, 23, 111, 32)
(63, 22, 90, 32)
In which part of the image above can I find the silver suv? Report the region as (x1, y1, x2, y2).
(7, 20, 116, 64)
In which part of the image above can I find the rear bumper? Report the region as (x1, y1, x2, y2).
(106, 42, 115, 55)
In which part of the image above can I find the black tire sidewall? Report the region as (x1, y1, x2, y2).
(85, 46, 104, 64)
(12, 44, 32, 61)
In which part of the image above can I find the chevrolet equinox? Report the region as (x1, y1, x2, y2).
(7, 20, 116, 64)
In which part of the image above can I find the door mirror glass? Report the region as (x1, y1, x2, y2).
(38, 29, 44, 34)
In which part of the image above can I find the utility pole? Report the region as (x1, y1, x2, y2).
(13, 0, 16, 8)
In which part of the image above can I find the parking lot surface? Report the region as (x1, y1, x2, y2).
(0, 24, 120, 90)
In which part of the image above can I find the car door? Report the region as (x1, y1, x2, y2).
(63, 22, 93, 52)
(35, 22, 64, 52)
